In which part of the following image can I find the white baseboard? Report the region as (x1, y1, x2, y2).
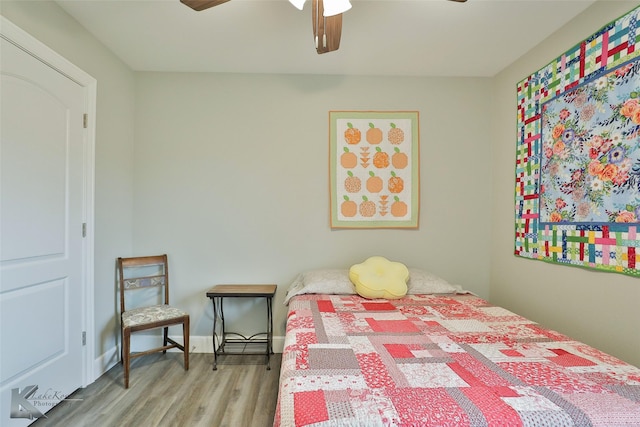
(93, 335, 285, 380)
(93, 345, 120, 381)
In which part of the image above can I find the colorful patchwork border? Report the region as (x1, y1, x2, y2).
(514, 5, 640, 277)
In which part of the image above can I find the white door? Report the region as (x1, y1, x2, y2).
(0, 35, 85, 425)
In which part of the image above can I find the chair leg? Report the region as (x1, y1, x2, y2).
(183, 317, 190, 371)
(123, 327, 131, 388)
(120, 328, 123, 364)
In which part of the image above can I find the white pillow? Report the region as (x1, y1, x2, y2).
(406, 268, 457, 294)
(283, 269, 355, 305)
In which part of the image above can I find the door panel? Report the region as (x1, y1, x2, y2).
(1, 37, 85, 425)
(0, 280, 66, 382)
(1, 75, 67, 262)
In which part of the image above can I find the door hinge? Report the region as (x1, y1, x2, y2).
(83, 113, 88, 129)
(82, 223, 87, 237)
(82, 331, 86, 346)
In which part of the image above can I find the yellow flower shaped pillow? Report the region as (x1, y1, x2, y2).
(349, 256, 409, 299)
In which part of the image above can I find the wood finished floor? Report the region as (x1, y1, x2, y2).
(32, 352, 281, 427)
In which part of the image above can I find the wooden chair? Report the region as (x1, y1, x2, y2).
(117, 254, 189, 388)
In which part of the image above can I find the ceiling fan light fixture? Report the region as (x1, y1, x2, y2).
(322, 0, 351, 17)
(289, 0, 306, 10)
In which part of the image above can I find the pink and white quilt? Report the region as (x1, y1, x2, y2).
(274, 293, 640, 426)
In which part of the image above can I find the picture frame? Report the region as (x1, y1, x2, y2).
(329, 111, 420, 229)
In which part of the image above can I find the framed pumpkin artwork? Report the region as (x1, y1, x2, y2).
(329, 111, 419, 229)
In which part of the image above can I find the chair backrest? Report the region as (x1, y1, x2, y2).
(117, 254, 170, 313)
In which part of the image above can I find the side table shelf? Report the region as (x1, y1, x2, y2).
(205, 284, 277, 370)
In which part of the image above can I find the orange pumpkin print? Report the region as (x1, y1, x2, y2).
(388, 171, 404, 193)
(390, 196, 407, 217)
(341, 196, 357, 217)
(366, 123, 383, 145)
(366, 171, 383, 193)
(344, 171, 361, 193)
(388, 123, 404, 144)
(344, 122, 361, 145)
(340, 147, 357, 169)
(391, 147, 408, 169)
(373, 147, 389, 169)
(359, 196, 376, 217)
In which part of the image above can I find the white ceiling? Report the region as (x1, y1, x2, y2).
(55, 0, 599, 77)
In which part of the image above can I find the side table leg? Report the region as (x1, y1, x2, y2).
(266, 295, 273, 370)
(212, 297, 218, 370)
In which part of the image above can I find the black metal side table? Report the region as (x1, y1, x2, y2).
(205, 284, 277, 370)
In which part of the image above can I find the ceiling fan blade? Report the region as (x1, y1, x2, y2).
(447, 0, 468, 2)
(323, 15, 342, 53)
(180, 0, 231, 11)
(312, 0, 342, 54)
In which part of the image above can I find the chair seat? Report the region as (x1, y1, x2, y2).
(122, 304, 188, 328)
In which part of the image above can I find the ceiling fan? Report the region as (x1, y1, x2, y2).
(180, 0, 468, 54)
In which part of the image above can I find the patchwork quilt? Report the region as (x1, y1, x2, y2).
(274, 294, 640, 427)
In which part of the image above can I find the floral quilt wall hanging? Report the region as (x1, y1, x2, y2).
(515, 5, 640, 277)
(329, 111, 419, 229)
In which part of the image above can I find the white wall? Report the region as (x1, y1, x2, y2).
(1, 1, 136, 373)
(133, 72, 493, 339)
(491, 1, 640, 367)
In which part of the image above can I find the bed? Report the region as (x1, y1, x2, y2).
(273, 267, 640, 427)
